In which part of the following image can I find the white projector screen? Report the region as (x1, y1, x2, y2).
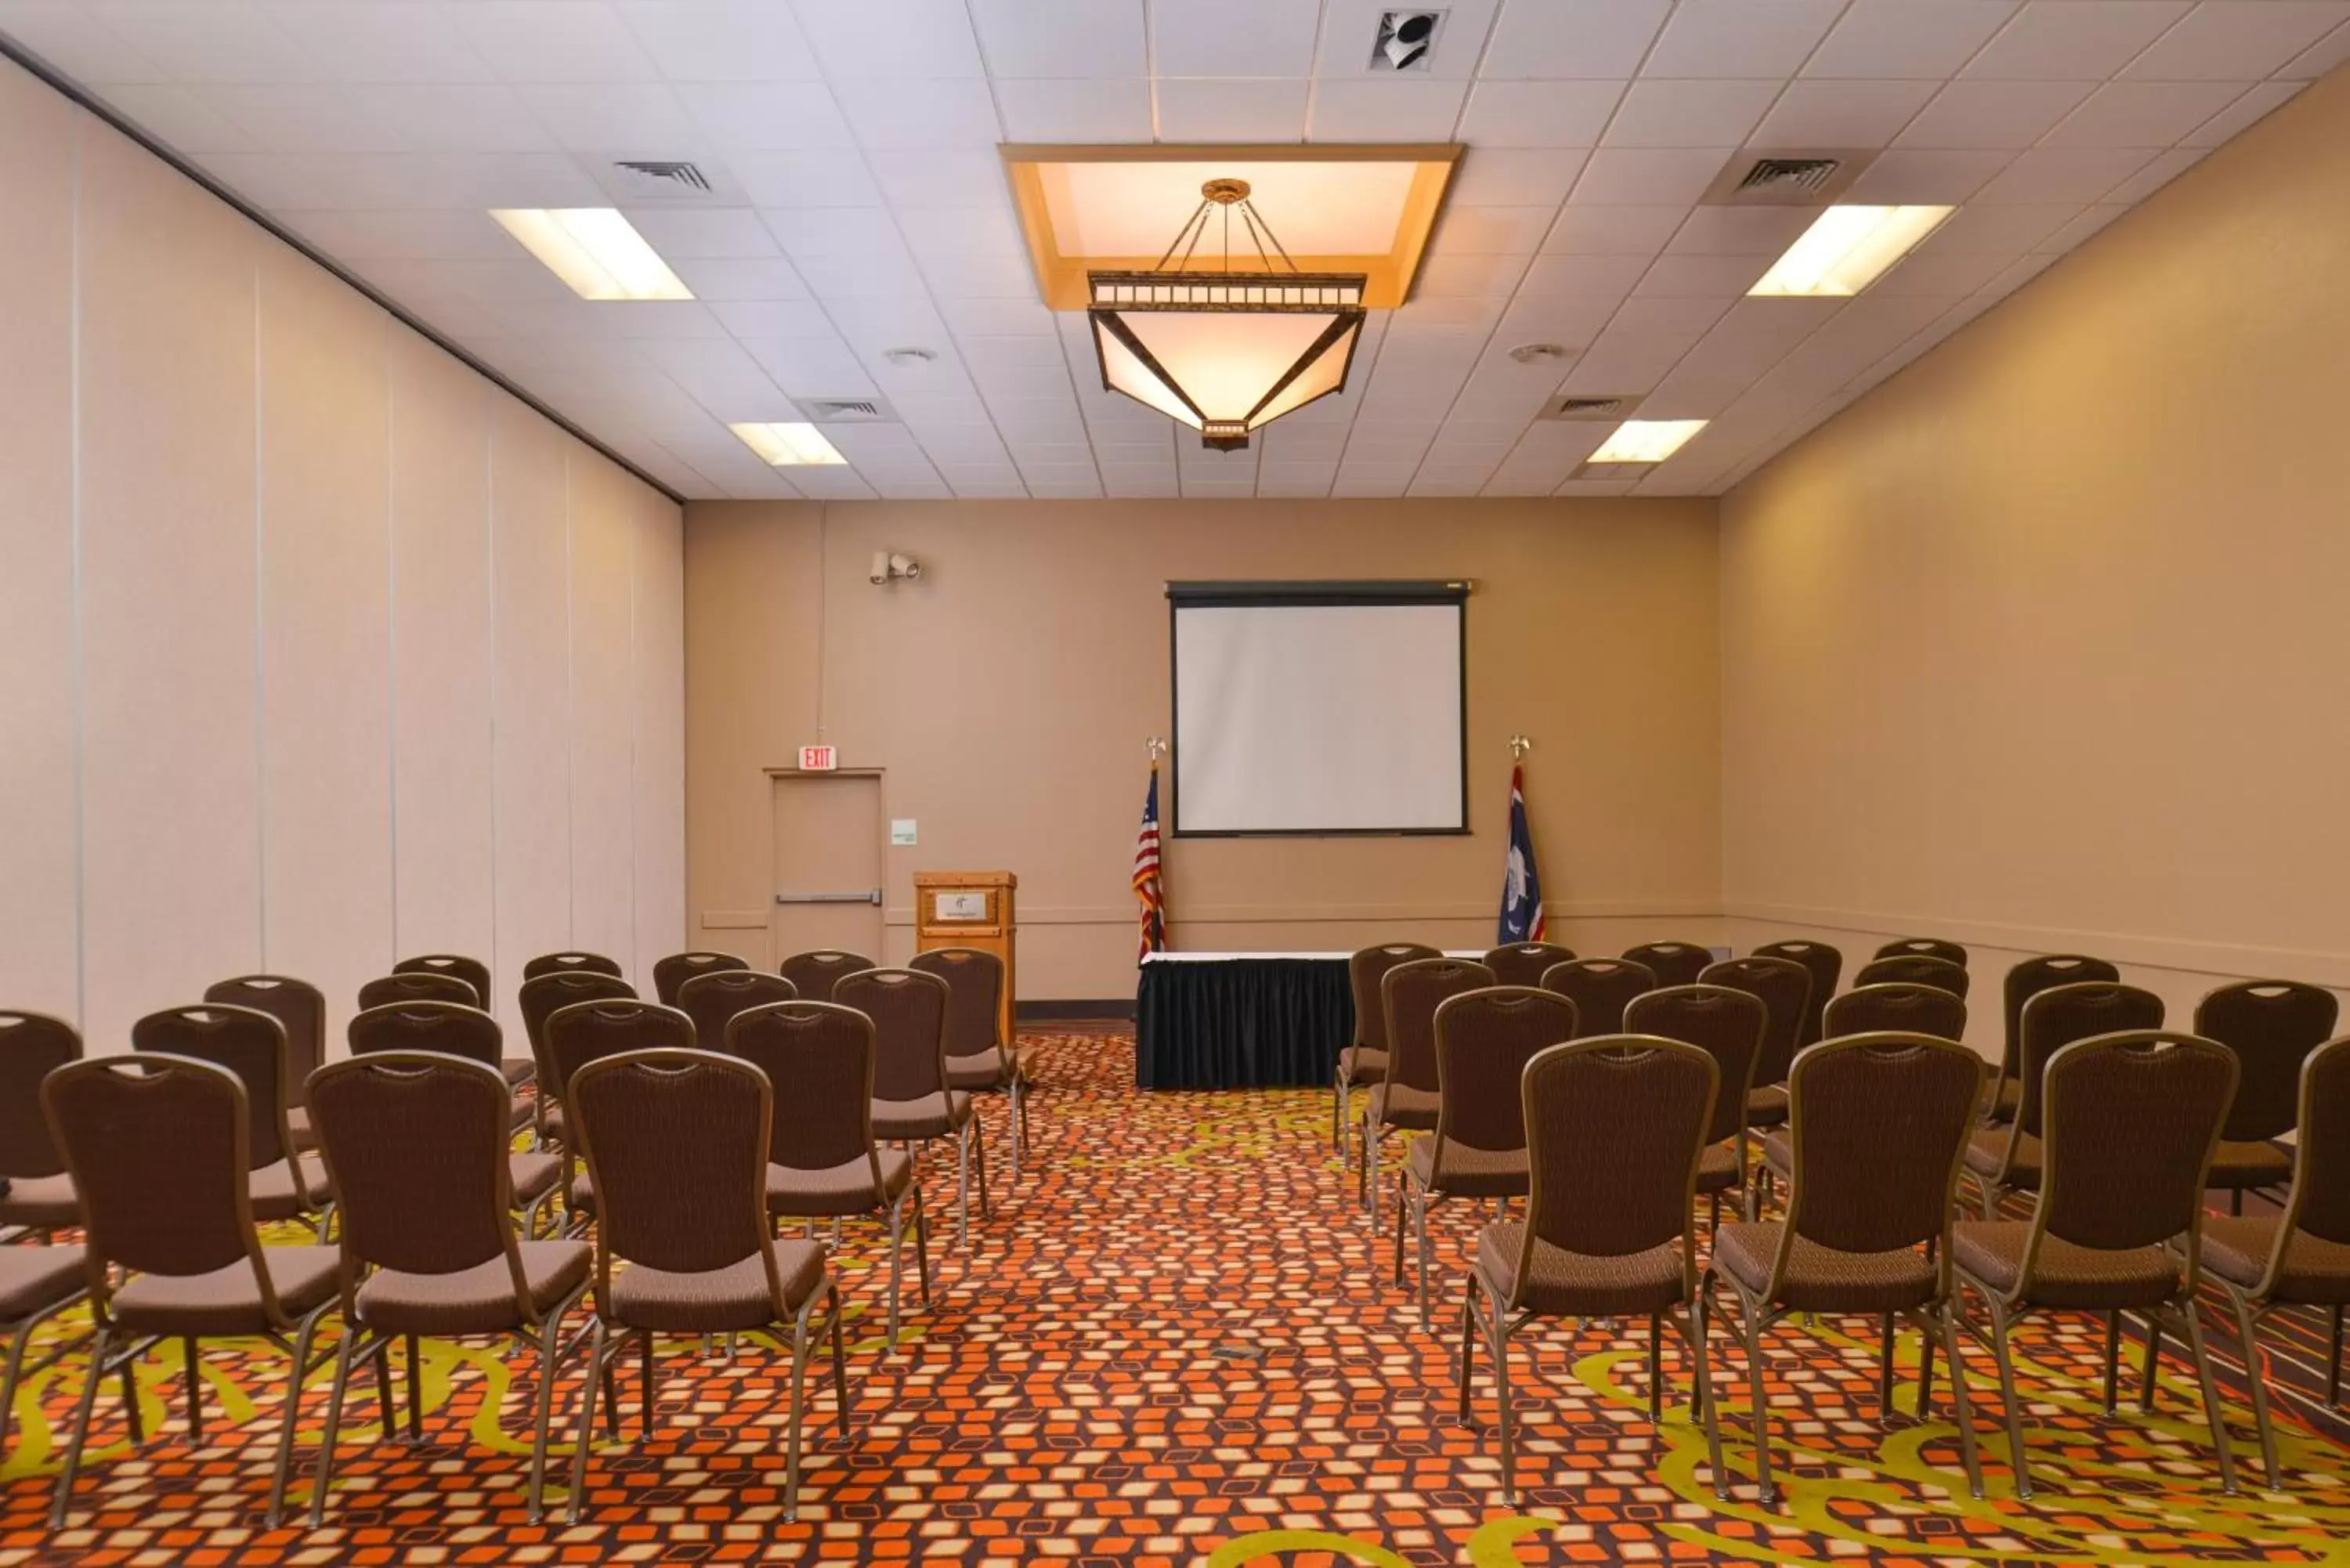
(1170, 584, 1466, 836)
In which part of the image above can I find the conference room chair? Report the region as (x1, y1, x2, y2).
(1950, 1031, 2240, 1500)
(1987, 954, 2120, 1123)
(676, 969, 798, 1061)
(519, 970, 638, 1147)
(1749, 940, 1841, 1050)
(394, 955, 529, 1085)
(912, 948, 1033, 1179)
(1964, 982, 2164, 1219)
(43, 1053, 342, 1529)
(566, 1048, 851, 1523)
(1755, 984, 1972, 1199)
(1877, 937, 1969, 970)
(0, 1241, 87, 1466)
(357, 970, 478, 1010)
(653, 949, 748, 1006)
(1850, 953, 1971, 999)
(544, 999, 696, 1227)
(839, 967, 988, 1251)
(1622, 941, 1713, 988)
(1337, 942, 1440, 1156)
(347, 1003, 562, 1233)
(132, 1005, 331, 1235)
(1394, 986, 1575, 1325)
(1456, 1035, 1723, 1505)
(1697, 956, 1810, 1136)
(1537, 956, 1656, 1037)
(728, 1000, 931, 1349)
(1626, 985, 1766, 1226)
(1363, 957, 1493, 1214)
(1705, 1033, 1985, 1505)
(305, 1051, 591, 1526)
(522, 950, 624, 982)
(2195, 979, 2341, 1215)
(2178, 1034, 2350, 1487)
(0, 1012, 82, 1237)
(205, 974, 327, 1152)
(1480, 941, 1576, 989)
(779, 948, 877, 1004)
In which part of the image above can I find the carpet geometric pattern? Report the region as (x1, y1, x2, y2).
(4, 1028, 2348, 1566)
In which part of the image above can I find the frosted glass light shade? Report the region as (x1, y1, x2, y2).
(1087, 272, 1366, 450)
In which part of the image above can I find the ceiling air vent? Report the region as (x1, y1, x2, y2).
(1739, 157, 1838, 195)
(1700, 149, 1872, 207)
(609, 160, 714, 198)
(794, 396, 897, 424)
(1540, 393, 1643, 421)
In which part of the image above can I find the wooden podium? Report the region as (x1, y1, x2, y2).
(912, 871, 1016, 1046)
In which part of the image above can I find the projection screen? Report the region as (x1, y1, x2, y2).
(1169, 581, 1467, 836)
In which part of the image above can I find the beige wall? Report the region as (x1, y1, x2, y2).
(1721, 64, 2350, 989)
(687, 497, 1724, 998)
(0, 56, 686, 1051)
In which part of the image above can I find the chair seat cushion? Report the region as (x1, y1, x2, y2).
(1338, 1046, 1386, 1086)
(1759, 1129, 1792, 1181)
(606, 1241, 826, 1332)
(2201, 1216, 2350, 1302)
(287, 1104, 316, 1153)
(1406, 1135, 1527, 1198)
(2207, 1139, 2292, 1189)
(1745, 1085, 1788, 1127)
(1976, 1075, 2021, 1123)
(509, 1151, 562, 1206)
(503, 1058, 537, 1088)
(0, 1172, 79, 1230)
(358, 1240, 591, 1335)
(768, 1149, 916, 1217)
(1696, 1141, 1744, 1194)
(1474, 1222, 1685, 1316)
(250, 1155, 333, 1221)
(1713, 1222, 1937, 1313)
(1368, 1082, 1440, 1131)
(1951, 1220, 2180, 1309)
(1961, 1127, 2041, 1189)
(0, 1244, 86, 1323)
(540, 1100, 566, 1141)
(872, 1090, 974, 1140)
(110, 1245, 339, 1335)
(945, 1050, 1018, 1092)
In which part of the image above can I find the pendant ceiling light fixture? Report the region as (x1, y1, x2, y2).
(1087, 179, 1367, 451)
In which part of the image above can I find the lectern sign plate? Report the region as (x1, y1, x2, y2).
(933, 891, 989, 921)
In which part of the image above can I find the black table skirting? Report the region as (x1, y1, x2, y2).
(1135, 958, 1355, 1089)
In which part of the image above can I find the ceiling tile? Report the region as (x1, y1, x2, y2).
(1972, 145, 2157, 201)
(212, 83, 559, 154)
(1751, 78, 1937, 145)
(2035, 203, 2129, 251)
(1311, 0, 1502, 78)
(1517, 251, 1652, 298)
(624, 207, 779, 258)
(1641, 0, 1846, 78)
(87, 0, 327, 81)
(996, 78, 1154, 140)
(201, 149, 608, 208)
(1961, 2, 2195, 80)
(708, 298, 831, 335)
(1541, 203, 1687, 255)
(1842, 147, 2016, 201)
(445, 2, 661, 83)
(1447, 149, 1589, 207)
(1603, 78, 1780, 147)
(2097, 144, 2207, 203)
(1571, 146, 1736, 204)
(2279, 16, 2350, 76)
(1802, 0, 2019, 78)
(895, 205, 1025, 261)
(834, 76, 1000, 148)
(517, 82, 700, 150)
(1429, 205, 1559, 255)
(0, 3, 168, 83)
(1896, 79, 2097, 148)
(1154, 78, 1308, 140)
(726, 150, 882, 207)
(790, 0, 985, 78)
(740, 334, 877, 395)
(938, 295, 1060, 335)
(613, 1, 822, 82)
(258, 2, 496, 84)
(98, 83, 258, 152)
(1148, 0, 1321, 77)
(1665, 204, 1820, 255)
(1479, 0, 1672, 78)
(2041, 80, 2243, 148)
(1411, 251, 1534, 296)
(1455, 79, 1624, 145)
(867, 149, 1008, 207)
(1919, 202, 2078, 252)
(281, 207, 520, 260)
(973, 0, 1146, 77)
(1867, 244, 2014, 295)
(680, 81, 854, 148)
(1491, 289, 1627, 345)
(2179, 80, 2304, 146)
(2121, 0, 2350, 80)
(1309, 78, 1469, 140)
(1634, 252, 1770, 296)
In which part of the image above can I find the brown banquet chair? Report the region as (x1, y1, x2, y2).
(544, 999, 696, 1225)
(1538, 956, 1655, 1037)
(1749, 940, 1841, 1050)
(523, 951, 624, 983)
(779, 949, 876, 1004)
(1759, 985, 1969, 1196)
(1628, 985, 1766, 1226)
(1362, 957, 1493, 1216)
(396, 954, 530, 1086)
(1987, 954, 2119, 1123)
(1336, 942, 1441, 1155)
(678, 969, 799, 1058)
(358, 970, 479, 1011)
(840, 967, 988, 1250)
(205, 975, 327, 1151)
(1964, 981, 2164, 1219)
(2196, 979, 2341, 1214)
(348, 1002, 562, 1233)
(519, 969, 638, 1147)
(132, 1004, 331, 1235)
(911, 948, 1035, 1178)
(1480, 941, 1577, 989)
(0, 1012, 82, 1237)
(1623, 941, 1713, 988)
(653, 950, 749, 1006)
(1698, 956, 1810, 1133)
(1850, 953, 1970, 999)
(1877, 937, 1968, 970)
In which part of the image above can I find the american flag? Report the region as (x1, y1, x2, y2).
(1133, 765, 1167, 962)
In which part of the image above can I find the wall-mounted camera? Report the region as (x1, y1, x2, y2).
(870, 551, 922, 586)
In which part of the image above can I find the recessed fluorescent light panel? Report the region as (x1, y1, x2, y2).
(1748, 204, 1954, 298)
(490, 208, 693, 301)
(1589, 420, 1708, 464)
(730, 422, 848, 466)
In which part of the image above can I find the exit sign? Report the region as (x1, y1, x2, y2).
(798, 744, 837, 771)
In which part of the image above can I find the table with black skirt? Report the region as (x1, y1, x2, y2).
(1132, 952, 1365, 1089)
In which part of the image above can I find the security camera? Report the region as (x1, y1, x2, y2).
(870, 551, 890, 586)
(891, 552, 920, 582)
(1372, 10, 1441, 71)
(870, 551, 922, 586)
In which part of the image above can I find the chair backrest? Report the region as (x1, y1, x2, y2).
(677, 970, 799, 1057)
(1625, 985, 1766, 1147)
(653, 950, 749, 1007)
(2195, 980, 2341, 1143)
(204, 974, 327, 1106)
(1781, 1033, 1982, 1259)
(2033, 1032, 2234, 1264)
(347, 1001, 504, 1069)
(1430, 988, 1577, 1158)
(1824, 982, 1967, 1043)
(1480, 942, 1577, 989)
(1518, 1036, 1715, 1271)
(309, 1053, 523, 1307)
(2280, 1036, 2350, 1257)
(132, 1005, 295, 1172)
(44, 1054, 268, 1304)
(1538, 957, 1657, 1038)
(2016, 981, 2165, 1137)
(778, 949, 876, 1004)
(395, 954, 493, 1010)
(1750, 941, 1842, 1048)
(1877, 936, 1968, 970)
(837, 967, 952, 1103)
(1348, 943, 1441, 1053)
(1622, 941, 1713, 988)
(0, 1012, 79, 1179)
(1850, 953, 1970, 999)
(1382, 958, 1495, 1095)
(725, 1002, 880, 1183)
(519, 970, 638, 1092)
(1697, 956, 1810, 1090)
(569, 1050, 783, 1312)
(909, 947, 1007, 1066)
(360, 970, 479, 1010)
(544, 999, 695, 1101)
(522, 951, 624, 984)
(2000, 953, 2119, 1081)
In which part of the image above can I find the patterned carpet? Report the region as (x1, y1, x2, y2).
(4, 1029, 2350, 1566)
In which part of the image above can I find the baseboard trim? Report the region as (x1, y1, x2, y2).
(1018, 999, 1136, 1022)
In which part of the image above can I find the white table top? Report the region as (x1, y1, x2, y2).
(1141, 950, 1483, 963)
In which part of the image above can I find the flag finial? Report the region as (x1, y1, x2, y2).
(1146, 735, 1166, 761)
(1509, 734, 1531, 760)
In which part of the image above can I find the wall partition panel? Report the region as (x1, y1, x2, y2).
(631, 491, 687, 987)
(567, 454, 639, 970)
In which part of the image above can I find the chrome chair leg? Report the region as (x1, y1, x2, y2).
(309, 1326, 366, 1528)
(266, 1306, 332, 1527)
(2175, 1296, 2240, 1495)
(50, 1324, 115, 1529)
(569, 1318, 610, 1523)
(2222, 1287, 2280, 1489)
(783, 1296, 816, 1520)
(1939, 1299, 1984, 1500)
(1986, 1302, 2031, 1501)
